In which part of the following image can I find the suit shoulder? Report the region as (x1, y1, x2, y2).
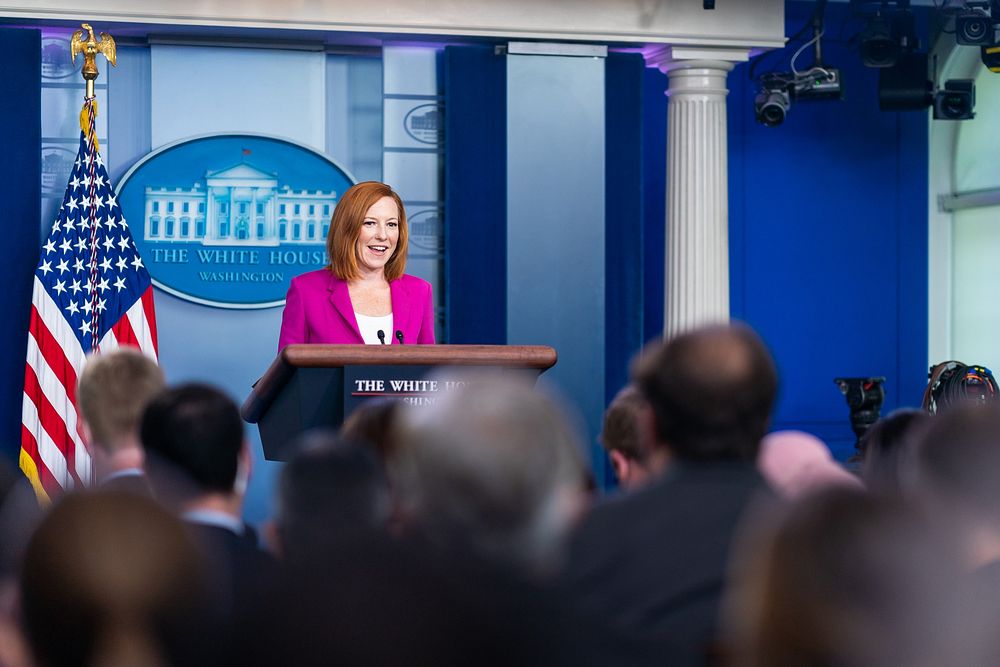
(291, 269, 336, 290)
(398, 273, 432, 292)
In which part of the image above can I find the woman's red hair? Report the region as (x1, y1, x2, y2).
(326, 181, 408, 282)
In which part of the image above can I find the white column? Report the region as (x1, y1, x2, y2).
(646, 47, 746, 338)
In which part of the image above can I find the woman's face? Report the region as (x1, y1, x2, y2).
(355, 196, 400, 277)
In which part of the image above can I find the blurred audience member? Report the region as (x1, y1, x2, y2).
(268, 430, 390, 565)
(0, 456, 41, 667)
(858, 408, 928, 496)
(726, 488, 971, 667)
(916, 405, 1000, 574)
(566, 323, 779, 661)
(758, 430, 862, 500)
(140, 383, 271, 616)
(78, 348, 164, 494)
(392, 373, 587, 578)
(339, 398, 401, 463)
(20, 492, 215, 667)
(600, 385, 665, 491)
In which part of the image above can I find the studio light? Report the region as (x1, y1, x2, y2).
(753, 68, 842, 127)
(860, 13, 898, 67)
(956, 2, 995, 45)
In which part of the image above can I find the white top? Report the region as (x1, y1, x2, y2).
(355, 312, 394, 345)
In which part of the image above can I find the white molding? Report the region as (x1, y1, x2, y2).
(0, 0, 784, 48)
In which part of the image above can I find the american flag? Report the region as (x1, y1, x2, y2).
(21, 100, 158, 502)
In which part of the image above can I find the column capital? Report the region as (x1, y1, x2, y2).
(643, 45, 750, 74)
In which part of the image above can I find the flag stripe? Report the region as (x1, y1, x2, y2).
(22, 358, 82, 487)
(21, 388, 71, 489)
(141, 288, 159, 354)
(19, 428, 54, 503)
(25, 326, 84, 488)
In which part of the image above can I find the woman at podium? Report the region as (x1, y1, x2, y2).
(278, 181, 435, 348)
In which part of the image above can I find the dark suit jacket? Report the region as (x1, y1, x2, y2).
(99, 471, 153, 497)
(185, 521, 275, 618)
(565, 461, 774, 663)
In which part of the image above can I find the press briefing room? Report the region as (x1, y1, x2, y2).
(1, 0, 1000, 665)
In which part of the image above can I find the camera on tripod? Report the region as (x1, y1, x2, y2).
(834, 377, 886, 446)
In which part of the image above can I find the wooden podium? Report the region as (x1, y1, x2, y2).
(241, 344, 557, 461)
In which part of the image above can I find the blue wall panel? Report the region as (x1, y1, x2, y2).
(605, 52, 645, 402)
(642, 66, 668, 343)
(1, 29, 41, 462)
(444, 46, 507, 344)
(728, 2, 930, 458)
(507, 53, 606, 470)
(603, 52, 646, 487)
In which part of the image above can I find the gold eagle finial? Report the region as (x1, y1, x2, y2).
(70, 23, 116, 99)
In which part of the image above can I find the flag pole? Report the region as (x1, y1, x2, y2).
(71, 23, 116, 149)
(71, 24, 117, 353)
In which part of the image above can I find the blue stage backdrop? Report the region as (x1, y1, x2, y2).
(603, 52, 647, 486)
(1, 28, 41, 463)
(727, 1, 930, 458)
(444, 46, 507, 345)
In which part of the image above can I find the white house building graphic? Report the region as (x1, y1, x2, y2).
(143, 162, 338, 246)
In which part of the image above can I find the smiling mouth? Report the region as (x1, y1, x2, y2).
(368, 245, 389, 254)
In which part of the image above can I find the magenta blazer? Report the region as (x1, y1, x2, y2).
(278, 269, 435, 350)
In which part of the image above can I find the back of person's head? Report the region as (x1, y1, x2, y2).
(78, 348, 164, 452)
(916, 404, 1000, 532)
(601, 385, 644, 461)
(860, 408, 929, 496)
(600, 385, 666, 490)
(727, 487, 968, 667)
(758, 430, 862, 500)
(633, 323, 778, 462)
(274, 431, 389, 565)
(392, 373, 586, 575)
(20, 492, 213, 667)
(338, 398, 401, 462)
(140, 383, 244, 504)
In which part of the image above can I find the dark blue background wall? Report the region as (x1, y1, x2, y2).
(727, 1, 930, 458)
(1, 28, 41, 463)
(444, 2, 930, 465)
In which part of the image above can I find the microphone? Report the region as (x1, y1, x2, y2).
(377, 330, 387, 345)
(395, 330, 404, 345)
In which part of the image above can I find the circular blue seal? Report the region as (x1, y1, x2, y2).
(116, 134, 355, 309)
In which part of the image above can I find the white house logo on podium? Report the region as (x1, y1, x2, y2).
(116, 134, 355, 309)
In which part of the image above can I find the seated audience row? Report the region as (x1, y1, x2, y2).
(11, 324, 1000, 666)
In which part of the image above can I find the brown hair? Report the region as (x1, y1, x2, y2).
(78, 349, 165, 453)
(599, 385, 646, 462)
(21, 492, 213, 667)
(326, 181, 408, 282)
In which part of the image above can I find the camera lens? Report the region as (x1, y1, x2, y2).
(755, 89, 790, 127)
(958, 15, 991, 45)
(963, 20, 986, 40)
(942, 94, 966, 118)
(861, 36, 898, 68)
(759, 103, 785, 127)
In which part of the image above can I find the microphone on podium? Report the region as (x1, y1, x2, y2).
(395, 330, 405, 345)
(377, 330, 387, 345)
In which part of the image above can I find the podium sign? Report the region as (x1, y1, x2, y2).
(242, 345, 556, 461)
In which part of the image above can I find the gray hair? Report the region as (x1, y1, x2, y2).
(392, 372, 586, 575)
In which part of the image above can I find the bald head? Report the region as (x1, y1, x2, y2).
(633, 323, 777, 462)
